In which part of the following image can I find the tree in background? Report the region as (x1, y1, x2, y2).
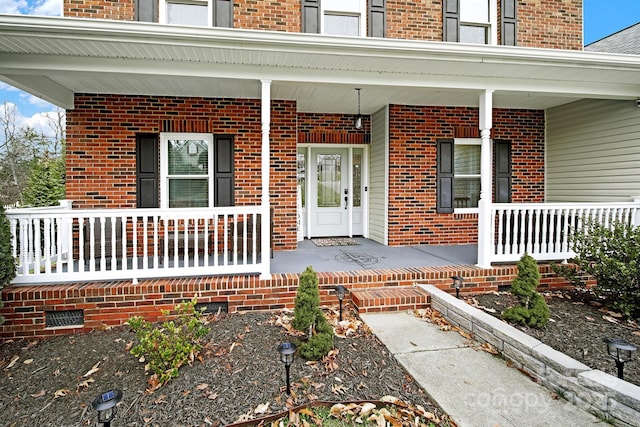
(0, 102, 65, 207)
(0, 206, 17, 324)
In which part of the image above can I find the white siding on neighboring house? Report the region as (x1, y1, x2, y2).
(546, 99, 640, 202)
(368, 106, 389, 244)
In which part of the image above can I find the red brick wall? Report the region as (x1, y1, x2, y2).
(387, 105, 545, 246)
(65, 95, 298, 250)
(64, 0, 135, 20)
(298, 113, 370, 144)
(517, 0, 583, 50)
(235, 0, 301, 32)
(62, 0, 583, 50)
(0, 264, 576, 340)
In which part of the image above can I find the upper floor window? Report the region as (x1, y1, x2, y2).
(158, 0, 233, 28)
(303, 0, 371, 37)
(460, 0, 490, 44)
(443, 0, 497, 45)
(322, 0, 366, 36)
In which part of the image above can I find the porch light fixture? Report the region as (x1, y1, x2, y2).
(334, 285, 348, 321)
(354, 88, 364, 130)
(451, 276, 464, 299)
(92, 389, 123, 427)
(277, 342, 296, 394)
(604, 338, 637, 380)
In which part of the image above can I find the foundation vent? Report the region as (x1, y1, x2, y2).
(46, 310, 84, 328)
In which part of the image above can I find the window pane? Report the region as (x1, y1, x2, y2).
(297, 152, 306, 208)
(460, 0, 489, 22)
(317, 154, 341, 207)
(454, 178, 480, 208)
(167, 139, 209, 175)
(455, 145, 480, 175)
(168, 179, 208, 208)
(460, 25, 488, 44)
(167, 2, 208, 26)
(324, 14, 360, 36)
(352, 152, 361, 207)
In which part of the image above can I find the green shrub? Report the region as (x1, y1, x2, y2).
(503, 253, 550, 328)
(0, 206, 17, 324)
(293, 266, 334, 361)
(568, 219, 640, 319)
(128, 298, 210, 385)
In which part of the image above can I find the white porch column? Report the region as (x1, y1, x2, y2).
(477, 90, 494, 268)
(260, 80, 271, 279)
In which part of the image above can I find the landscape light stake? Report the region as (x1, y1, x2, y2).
(92, 389, 123, 427)
(334, 285, 347, 321)
(451, 276, 464, 299)
(277, 342, 296, 394)
(604, 338, 637, 380)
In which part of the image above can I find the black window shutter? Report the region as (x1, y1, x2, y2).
(495, 140, 512, 203)
(369, 0, 386, 38)
(136, 134, 159, 208)
(302, 0, 321, 33)
(437, 139, 455, 213)
(501, 0, 517, 46)
(135, 0, 158, 22)
(443, 0, 459, 42)
(214, 136, 234, 207)
(214, 0, 234, 28)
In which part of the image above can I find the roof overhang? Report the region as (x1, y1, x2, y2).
(2, 14, 640, 112)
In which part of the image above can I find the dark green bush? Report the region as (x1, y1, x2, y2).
(293, 266, 334, 361)
(503, 253, 550, 328)
(0, 206, 17, 324)
(567, 219, 640, 319)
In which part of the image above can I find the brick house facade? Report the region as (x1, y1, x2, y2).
(59, 0, 571, 249)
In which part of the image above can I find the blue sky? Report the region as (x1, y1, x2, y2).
(0, 0, 639, 135)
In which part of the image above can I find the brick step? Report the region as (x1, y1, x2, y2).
(350, 286, 431, 313)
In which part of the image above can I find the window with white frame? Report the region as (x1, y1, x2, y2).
(160, 133, 213, 208)
(322, 0, 366, 36)
(454, 139, 481, 209)
(459, 0, 495, 44)
(159, 0, 233, 27)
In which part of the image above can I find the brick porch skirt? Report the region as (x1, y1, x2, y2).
(0, 264, 574, 341)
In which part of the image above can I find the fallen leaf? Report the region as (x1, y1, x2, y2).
(83, 361, 101, 377)
(229, 342, 241, 353)
(331, 383, 348, 395)
(53, 369, 60, 376)
(360, 402, 377, 416)
(603, 315, 620, 324)
(585, 316, 595, 321)
(207, 392, 218, 401)
(23, 358, 34, 365)
(254, 402, 270, 414)
(30, 390, 46, 398)
(196, 383, 209, 391)
(5, 355, 19, 369)
(77, 378, 95, 390)
(54, 388, 71, 399)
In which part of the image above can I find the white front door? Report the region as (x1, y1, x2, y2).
(311, 148, 349, 236)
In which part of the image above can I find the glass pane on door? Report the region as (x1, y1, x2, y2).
(317, 154, 342, 208)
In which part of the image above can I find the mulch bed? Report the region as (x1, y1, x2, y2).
(468, 289, 640, 387)
(0, 306, 452, 426)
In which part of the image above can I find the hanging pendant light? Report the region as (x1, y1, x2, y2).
(354, 88, 364, 130)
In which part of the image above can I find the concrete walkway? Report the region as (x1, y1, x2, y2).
(361, 312, 603, 427)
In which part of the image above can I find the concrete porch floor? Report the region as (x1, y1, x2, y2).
(271, 238, 478, 274)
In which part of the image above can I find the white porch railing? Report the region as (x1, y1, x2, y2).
(489, 202, 640, 264)
(7, 204, 267, 284)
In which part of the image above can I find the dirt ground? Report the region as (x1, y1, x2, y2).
(469, 289, 640, 387)
(0, 306, 451, 426)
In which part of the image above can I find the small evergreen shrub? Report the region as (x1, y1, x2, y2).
(128, 298, 210, 385)
(503, 253, 550, 328)
(0, 206, 17, 324)
(568, 219, 640, 319)
(293, 266, 334, 360)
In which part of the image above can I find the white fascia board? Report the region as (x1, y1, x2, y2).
(3, 15, 640, 72)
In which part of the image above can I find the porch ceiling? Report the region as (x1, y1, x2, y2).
(2, 15, 640, 112)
